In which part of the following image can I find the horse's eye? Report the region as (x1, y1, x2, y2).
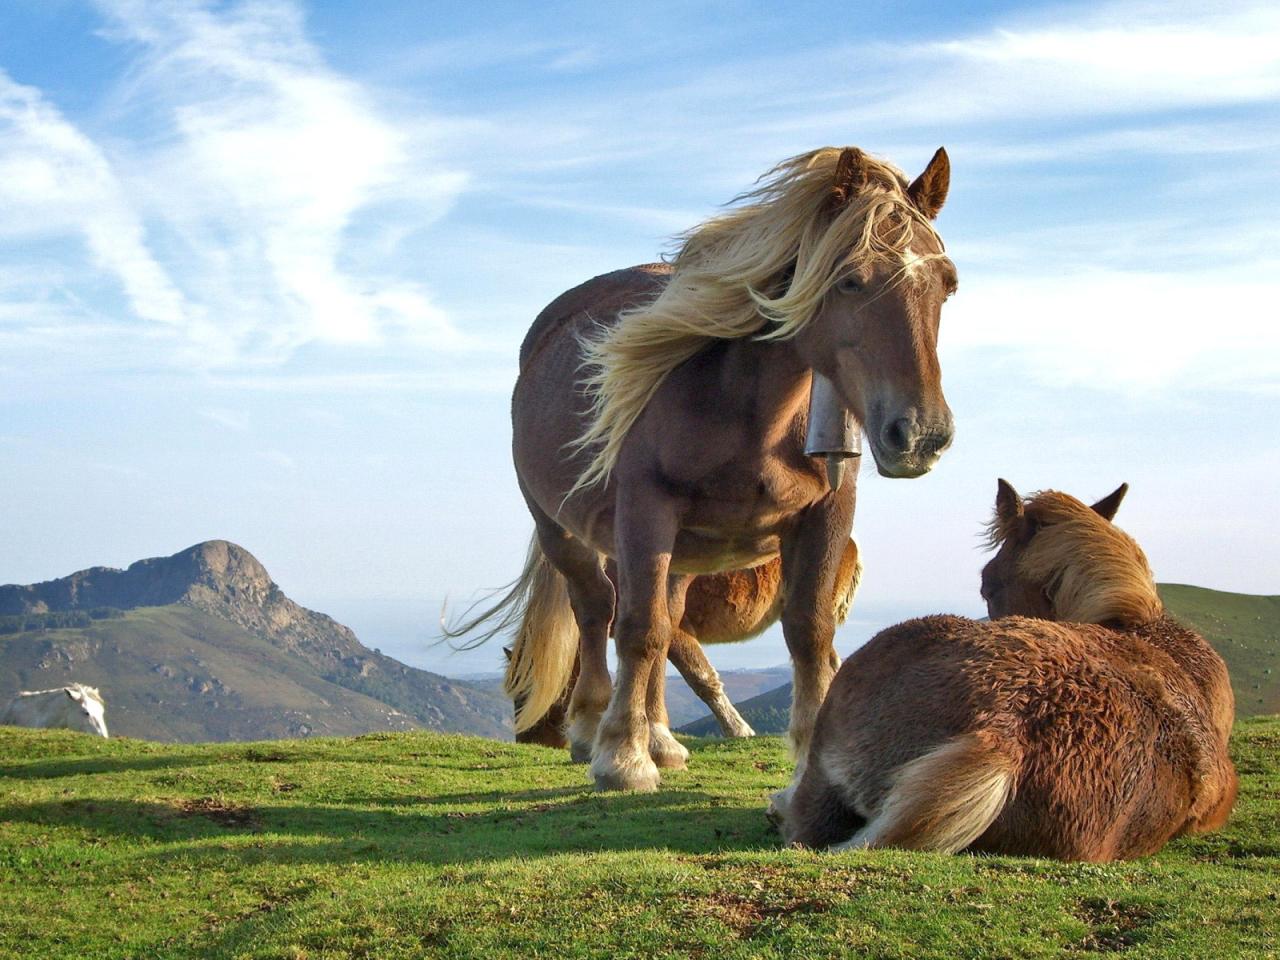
(836, 276, 863, 294)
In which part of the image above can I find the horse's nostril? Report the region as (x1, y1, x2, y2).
(884, 418, 912, 454)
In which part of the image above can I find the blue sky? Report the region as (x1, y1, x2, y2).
(1, 0, 1277, 676)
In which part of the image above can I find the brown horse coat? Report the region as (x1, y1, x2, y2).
(783, 483, 1237, 860)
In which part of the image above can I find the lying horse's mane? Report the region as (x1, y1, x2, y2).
(569, 147, 945, 494)
(989, 491, 1162, 627)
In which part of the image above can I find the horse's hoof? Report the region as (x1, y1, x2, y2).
(591, 754, 661, 793)
(766, 784, 795, 831)
(569, 741, 593, 764)
(724, 722, 756, 739)
(650, 746, 689, 769)
(648, 724, 690, 769)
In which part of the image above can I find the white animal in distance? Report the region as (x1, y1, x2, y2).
(0, 684, 108, 737)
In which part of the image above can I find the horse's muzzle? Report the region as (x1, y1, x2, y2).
(871, 414, 954, 478)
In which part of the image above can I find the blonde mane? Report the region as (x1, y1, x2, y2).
(997, 491, 1163, 627)
(568, 146, 944, 495)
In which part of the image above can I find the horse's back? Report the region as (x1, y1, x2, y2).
(814, 614, 1230, 858)
(518, 263, 672, 371)
(513, 264, 673, 538)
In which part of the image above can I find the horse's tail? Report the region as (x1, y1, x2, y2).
(851, 733, 1019, 853)
(442, 534, 579, 734)
(504, 540, 578, 733)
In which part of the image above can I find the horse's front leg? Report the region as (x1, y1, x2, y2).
(770, 482, 856, 819)
(590, 493, 678, 792)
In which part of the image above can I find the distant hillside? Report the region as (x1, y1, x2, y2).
(680, 583, 1280, 736)
(663, 666, 792, 727)
(681, 681, 793, 737)
(0, 541, 511, 742)
(1160, 584, 1280, 717)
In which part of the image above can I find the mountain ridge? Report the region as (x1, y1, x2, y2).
(0, 541, 512, 742)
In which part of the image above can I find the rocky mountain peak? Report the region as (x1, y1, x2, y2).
(0, 540, 280, 616)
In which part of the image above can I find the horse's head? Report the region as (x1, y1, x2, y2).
(791, 147, 956, 478)
(65, 685, 108, 738)
(980, 479, 1159, 626)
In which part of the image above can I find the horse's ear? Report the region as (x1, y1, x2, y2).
(831, 147, 868, 208)
(1090, 483, 1129, 522)
(994, 478, 1023, 538)
(65, 688, 81, 701)
(907, 147, 950, 220)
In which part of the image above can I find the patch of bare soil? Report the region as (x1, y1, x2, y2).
(1069, 897, 1156, 952)
(175, 796, 261, 829)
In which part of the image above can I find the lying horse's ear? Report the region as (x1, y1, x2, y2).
(831, 147, 868, 208)
(65, 688, 80, 701)
(995, 478, 1023, 537)
(907, 147, 950, 220)
(1090, 483, 1129, 522)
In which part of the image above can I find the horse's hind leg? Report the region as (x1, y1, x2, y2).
(566, 600, 612, 763)
(526, 509, 614, 764)
(668, 627, 755, 738)
(646, 575, 693, 769)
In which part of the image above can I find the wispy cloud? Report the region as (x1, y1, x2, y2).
(0, 72, 190, 329)
(0, 0, 472, 369)
(916, 5, 1280, 118)
(100, 0, 473, 361)
(741, 3, 1280, 138)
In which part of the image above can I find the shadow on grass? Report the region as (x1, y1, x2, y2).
(0, 742, 569, 780)
(0, 786, 780, 865)
(0, 752, 232, 780)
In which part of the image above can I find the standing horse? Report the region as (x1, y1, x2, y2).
(782, 481, 1237, 860)
(1, 684, 109, 738)
(468, 145, 956, 791)
(512, 540, 862, 749)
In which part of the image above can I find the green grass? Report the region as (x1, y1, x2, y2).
(2, 721, 1278, 959)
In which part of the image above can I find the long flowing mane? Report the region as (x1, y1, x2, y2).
(568, 146, 945, 494)
(990, 491, 1163, 626)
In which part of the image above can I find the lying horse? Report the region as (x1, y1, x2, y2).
(782, 481, 1237, 860)
(0, 683, 109, 738)
(454, 144, 956, 791)
(512, 541, 862, 750)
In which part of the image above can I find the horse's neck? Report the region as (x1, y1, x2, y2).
(714, 334, 813, 441)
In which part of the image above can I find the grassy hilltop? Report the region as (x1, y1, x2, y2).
(2, 721, 1278, 959)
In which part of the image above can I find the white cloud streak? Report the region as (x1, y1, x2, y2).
(0, 73, 190, 328)
(0, 0, 471, 369)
